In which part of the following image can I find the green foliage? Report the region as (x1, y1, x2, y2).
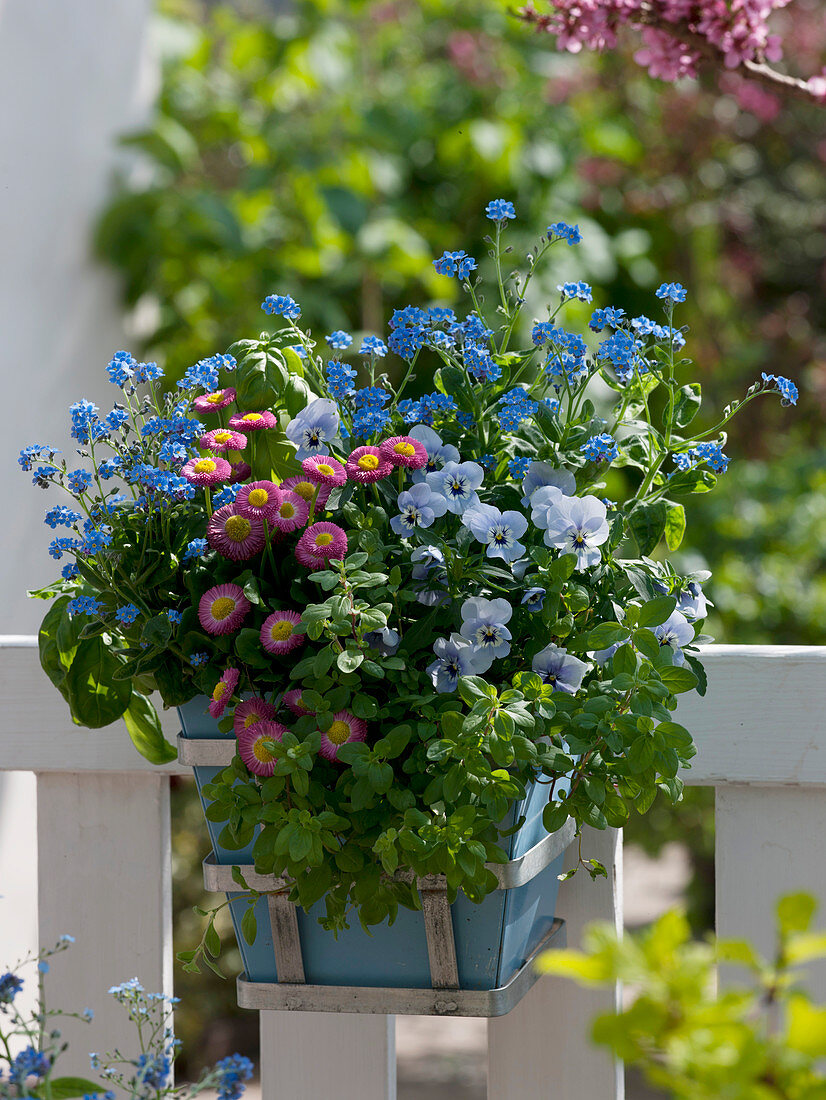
(540, 893, 826, 1100)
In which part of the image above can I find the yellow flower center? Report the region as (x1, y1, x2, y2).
(206, 392, 224, 404)
(394, 441, 415, 457)
(194, 459, 217, 474)
(315, 532, 334, 547)
(214, 431, 232, 444)
(224, 515, 252, 542)
(242, 412, 263, 422)
(252, 736, 276, 763)
(243, 712, 263, 729)
(270, 620, 294, 641)
(316, 463, 335, 476)
(248, 488, 269, 507)
(210, 596, 236, 621)
(279, 502, 295, 519)
(327, 720, 350, 745)
(292, 480, 316, 501)
(212, 682, 228, 702)
(358, 454, 380, 471)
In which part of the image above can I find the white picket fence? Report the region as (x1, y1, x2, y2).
(2, 638, 826, 1099)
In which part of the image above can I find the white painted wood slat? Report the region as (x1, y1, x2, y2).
(35, 773, 173, 1076)
(487, 828, 624, 1100)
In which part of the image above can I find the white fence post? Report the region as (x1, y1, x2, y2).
(715, 786, 826, 997)
(36, 773, 173, 1076)
(259, 1012, 396, 1100)
(487, 827, 624, 1100)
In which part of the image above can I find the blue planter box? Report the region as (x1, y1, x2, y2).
(179, 697, 571, 997)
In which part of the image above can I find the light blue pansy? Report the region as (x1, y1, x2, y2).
(390, 482, 448, 535)
(426, 460, 484, 514)
(285, 399, 340, 460)
(463, 504, 528, 562)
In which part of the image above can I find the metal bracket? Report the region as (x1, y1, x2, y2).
(234, 918, 565, 1017)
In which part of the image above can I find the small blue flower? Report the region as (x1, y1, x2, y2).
(656, 282, 687, 304)
(547, 222, 582, 246)
(214, 1054, 254, 1100)
(115, 604, 140, 626)
(0, 971, 23, 1004)
(49, 537, 79, 560)
(508, 456, 531, 479)
(166, 609, 183, 625)
(189, 652, 209, 667)
(67, 596, 103, 617)
(177, 358, 220, 392)
(464, 342, 501, 383)
(581, 433, 619, 463)
(134, 361, 164, 383)
(589, 307, 626, 333)
(106, 350, 138, 387)
(37, 961, 49, 974)
(70, 400, 108, 445)
(105, 407, 129, 431)
(290, 345, 308, 359)
(326, 360, 357, 399)
(352, 386, 391, 409)
(11, 1046, 50, 1083)
(359, 335, 388, 358)
(326, 330, 352, 350)
(478, 454, 496, 470)
(61, 563, 79, 580)
(261, 293, 301, 319)
(761, 373, 798, 406)
(433, 250, 478, 279)
(183, 539, 206, 563)
(557, 281, 593, 303)
(44, 505, 81, 529)
(673, 442, 729, 474)
(485, 198, 516, 222)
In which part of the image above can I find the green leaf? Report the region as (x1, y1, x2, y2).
(587, 622, 630, 650)
(64, 639, 132, 728)
(663, 501, 686, 552)
(234, 628, 270, 668)
(142, 614, 173, 647)
(637, 596, 677, 629)
(45, 1078, 105, 1100)
(628, 501, 667, 556)
(672, 382, 701, 428)
(658, 665, 699, 694)
(123, 692, 177, 764)
(337, 649, 364, 673)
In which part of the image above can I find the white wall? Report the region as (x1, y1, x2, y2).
(0, 0, 156, 995)
(0, 0, 155, 633)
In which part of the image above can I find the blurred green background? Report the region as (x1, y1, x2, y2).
(97, 0, 826, 1072)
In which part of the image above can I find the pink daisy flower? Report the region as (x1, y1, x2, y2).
(279, 475, 332, 511)
(271, 491, 310, 534)
(319, 710, 367, 762)
(227, 457, 252, 484)
(198, 583, 250, 635)
(182, 455, 232, 487)
(193, 388, 237, 414)
(207, 504, 266, 561)
(208, 667, 240, 719)
(199, 428, 248, 453)
(282, 688, 314, 717)
(260, 610, 304, 655)
(233, 697, 278, 738)
(345, 446, 393, 483)
(228, 409, 277, 432)
(379, 436, 428, 470)
(237, 719, 287, 778)
(301, 455, 347, 489)
(296, 522, 348, 567)
(236, 481, 282, 521)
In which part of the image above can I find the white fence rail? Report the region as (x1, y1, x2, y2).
(2, 639, 826, 1099)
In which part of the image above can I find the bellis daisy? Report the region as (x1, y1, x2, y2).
(345, 446, 393, 483)
(295, 522, 348, 568)
(208, 668, 240, 718)
(271, 490, 310, 533)
(319, 710, 367, 762)
(228, 410, 277, 432)
(301, 455, 347, 488)
(198, 583, 250, 635)
(207, 504, 266, 561)
(233, 697, 278, 738)
(279, 475, 332, 511)
(379, 436, 428, 470)
(236, 481, 282, 521)
(260, 610, 304, 655)
(237, 720, 286, 778)
(193, 388, 237, 413)
(199, 428, 248, 453)
(182, 456, 232, 487)
(282, 688, 314, 717)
